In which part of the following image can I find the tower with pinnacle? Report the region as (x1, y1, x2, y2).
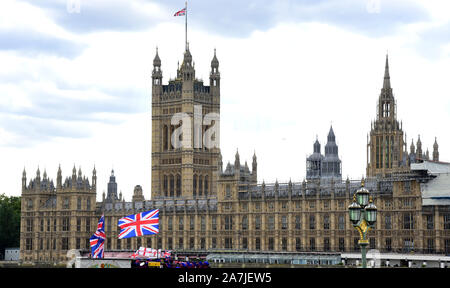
(367, 55, 406, 178)
(151, 45, 221, 199)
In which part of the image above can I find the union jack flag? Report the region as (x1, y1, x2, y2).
(118, 209, 159, 239)
(90, 215, 105, 258)
(174, 7, 186, 16)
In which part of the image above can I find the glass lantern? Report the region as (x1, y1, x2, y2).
(365, 197, 377, 226)
(356, 186, 370, 207)
(348, 196, 361, 225)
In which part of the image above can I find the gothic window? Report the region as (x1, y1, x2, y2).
(323, 215, 330, 230)
(77, 197, 81, 210)
(295, 216, 301, 230)
(176, 174, 181, 197)
(164, 175, 168, 197)
(242, 215, 248, 230)
(62, 217, 69, 231)
(168, 217, 173, 231)
(211, 216, 217, 230)
(338, 238, 345, 252)
(338, 215, 345, 230)
(403, 213, 414, 230)
(385, 238, 392, 251)
(268, 238, 274, 250)
(26, 218, 33, 232)
(385, 215, 392, 230)
(61, 238, 69, 250)
(309, 215, 315, 230)
(255, 215, 261, 230)
(63, 197, 69, 209)
(296, 238, 302, 251)
(444, 214, 450, 230)
(201, 216, 206, 231)
(282, 215, 288, 230)
(268, 215, 274, 230)
(178, 217, 184, 231)
(225, 215, 232, 230)
(190, 216, 195, 231)
(204, 176, 208, 196)
(309, 238, 316, 251)
(376, 136, 380, 169)
(324, 238, 330, 251)
(193, 175, 197, 197)
(27, 199, 33, 210)
(225, 185, 231, 198)
(87, 198, 91, 210)
(26, 238, 33, 251)
(198, 177, 203, 196)
(163, 125, 168, 151)
(255, 238, 261, 250)
(403, 238, 414, 252)
(170, 175, 174, 197)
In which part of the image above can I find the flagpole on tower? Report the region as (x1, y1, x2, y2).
(185, 1, 188, 51)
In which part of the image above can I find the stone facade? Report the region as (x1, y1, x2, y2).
(19, 50, 450, 264)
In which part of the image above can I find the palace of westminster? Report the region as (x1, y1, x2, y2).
(19, 44, 450, 263)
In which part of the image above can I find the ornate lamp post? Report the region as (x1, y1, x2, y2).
(348, 179, 377, 268)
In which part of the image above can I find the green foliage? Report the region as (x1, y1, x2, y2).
(0, 194, 21, 257)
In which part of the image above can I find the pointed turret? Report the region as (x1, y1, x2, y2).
(106, 169, 118, 202)
(22, 167, 26, 188)
(383, 54, 391, 90)
(218, 151, 223, 173)
(211, 48, 219, 70)
(323, 125, 342, 180)
(153, 47, 161, 67)
(313, 137, 321, 154)
(152, 47, 162, 87)
(92, 165, 97, 191)
(234, 149, 240, 169)
(410, 139, 415, 154)
(433, 137, 439, 161)
(416, 135, 423, 159)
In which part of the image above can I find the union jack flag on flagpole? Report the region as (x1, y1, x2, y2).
(90, 215, 105, 258)
(174, 7, 186, 16)
(118, 209, 159, 239)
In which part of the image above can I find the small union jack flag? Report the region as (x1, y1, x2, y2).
(118, 209, 159, 239)
(90, 215, 105, 258)
(174, 7, 186, 16)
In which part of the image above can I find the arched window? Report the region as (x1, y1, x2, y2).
(176, 174, 181, 197)
(163, 175, 168, 197)
(204, 175, 208, 196)
(193, 175, 197, 197)
(163, 125, 168, 151)
(199, 176, 203, 196)
(170, 175, 174, 197)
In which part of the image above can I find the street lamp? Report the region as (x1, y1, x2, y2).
(348, 178, 377, 268)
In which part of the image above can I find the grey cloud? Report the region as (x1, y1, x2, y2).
(20, 0, 159, 33)
(0, 28, 85, 58)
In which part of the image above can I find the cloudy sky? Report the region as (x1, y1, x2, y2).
(1, 0, 450, 201)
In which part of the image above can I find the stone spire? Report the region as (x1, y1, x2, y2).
(234, 149, 240, 168)
(410, 138, 415, 154)
(416, 135, 422, 159)
(383, 54, 391, 90)
(433, 137, 439, 161)
(22, 167, 26, 188)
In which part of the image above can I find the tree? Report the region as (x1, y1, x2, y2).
(0, 194, 21, 259)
